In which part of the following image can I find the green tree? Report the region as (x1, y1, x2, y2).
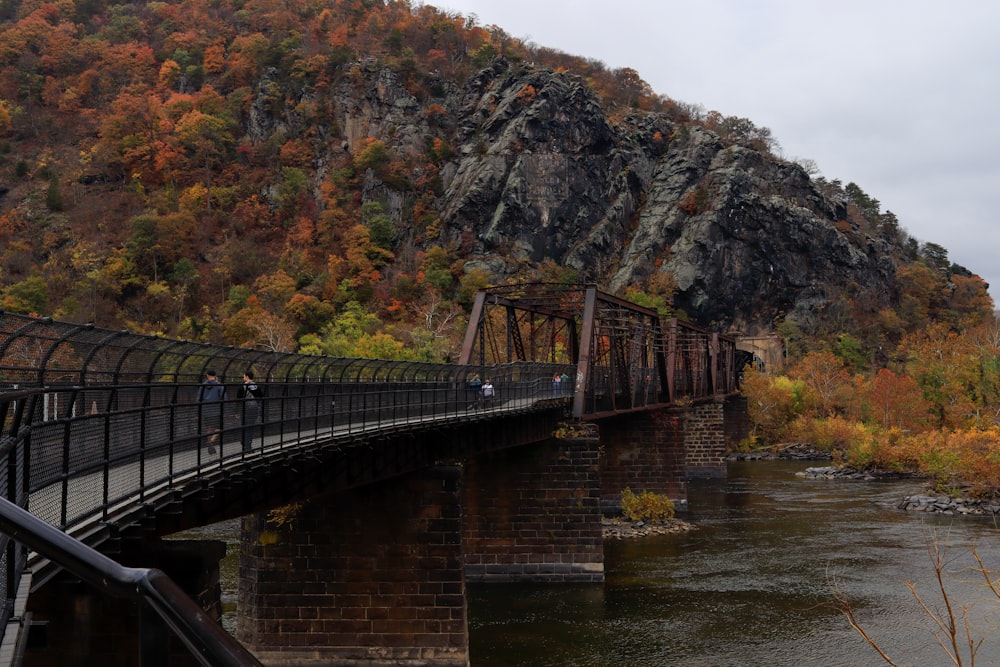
(278, 167, 309, 220)
(920, 242, 950, 274)
(126, 212, 164, 282)
(170, 258, 199, 322)
(314, 300, 384, 357)
(361, 201, 395, 250)
(1, 275, 50, 314)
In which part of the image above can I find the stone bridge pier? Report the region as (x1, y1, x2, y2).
(231, 398, 750, 666)
(237, 463, 468, 666)
(234, 425, 607, 666)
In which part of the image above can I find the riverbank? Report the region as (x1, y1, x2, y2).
(728, 443, 834, 461)
(731, 448, 1000, 517)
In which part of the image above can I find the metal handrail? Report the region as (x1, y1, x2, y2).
(0, 496, 262, 666)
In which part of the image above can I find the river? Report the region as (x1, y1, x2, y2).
(178, 460, 1000, 666)
(468, 460, 1000, 666)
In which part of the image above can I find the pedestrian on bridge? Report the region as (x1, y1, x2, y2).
(467, 373, 483, 409)
(197, 370, 226, 454)
(482, 378, 495, 407)
(238, 370, 265, 452)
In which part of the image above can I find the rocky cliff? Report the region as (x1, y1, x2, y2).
(331, 58, 900, 336)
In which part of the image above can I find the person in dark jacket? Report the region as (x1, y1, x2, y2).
(197, 369, 226, 454)
(238, 370, 265, 452)
(468, 373, 483, 409)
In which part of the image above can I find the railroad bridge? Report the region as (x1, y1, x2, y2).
(0, 284, 747, 666)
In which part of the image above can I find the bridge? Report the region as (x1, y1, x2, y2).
(0, 284, 745, 666)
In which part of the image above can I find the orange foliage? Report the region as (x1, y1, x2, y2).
(515, 84, 537, 104)
(788, 351, 851, 417)
(869, 368, 931, 429)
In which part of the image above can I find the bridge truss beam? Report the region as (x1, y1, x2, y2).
(459, 283, 739, 419)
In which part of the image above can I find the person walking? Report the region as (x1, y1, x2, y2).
(238, 370, 265, 452)
(468, 373, 483, 409)
(197, 369, 226, 454)
(482, 378, 495, 407)
(552, 373, 561, 396)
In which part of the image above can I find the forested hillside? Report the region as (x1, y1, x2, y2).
(0, 0, 992, 370)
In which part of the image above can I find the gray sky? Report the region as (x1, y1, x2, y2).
(438, 0, 1000, 301)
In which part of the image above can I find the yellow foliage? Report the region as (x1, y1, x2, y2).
(620, 487, 675, 523)
(267, 501, 305, 530)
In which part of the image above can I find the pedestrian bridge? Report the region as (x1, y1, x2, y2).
(0, 284, 741, 666)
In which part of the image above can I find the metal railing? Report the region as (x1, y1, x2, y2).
(0, 495, 261, 666)
(24, 364, 573, 532)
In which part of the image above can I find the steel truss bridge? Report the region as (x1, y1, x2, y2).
(462, 284, 738, 417)
(0, 284, 737, 665)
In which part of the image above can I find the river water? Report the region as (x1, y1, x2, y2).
(181, 460, 1000, 666)
(468, 461, 1000, 667)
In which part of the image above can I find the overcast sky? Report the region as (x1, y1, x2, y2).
(438, 0, 1000, 301)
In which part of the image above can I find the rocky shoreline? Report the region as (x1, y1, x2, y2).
(896, 494, 1000, 516)
(796, 465, 921, 482)
(728, 443, 834, 461)
(798, 464, 999, 517)
(730, 448, 1000, 518)
(602, 517, 696, 540)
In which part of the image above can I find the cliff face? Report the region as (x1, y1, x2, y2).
(330, 59, 897, 335)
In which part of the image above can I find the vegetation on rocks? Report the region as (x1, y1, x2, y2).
(0, 0, 990, 369)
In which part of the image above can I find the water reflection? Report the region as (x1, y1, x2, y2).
(469, 461, 1000, 666)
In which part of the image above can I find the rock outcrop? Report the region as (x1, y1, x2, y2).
(327, 58, 914, 334)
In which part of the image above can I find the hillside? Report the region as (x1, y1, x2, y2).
(0, 0, 991, 364)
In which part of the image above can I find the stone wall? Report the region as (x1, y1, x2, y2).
(685, 400, 727, 478)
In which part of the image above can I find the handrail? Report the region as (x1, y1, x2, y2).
(0, 496, 262, 666)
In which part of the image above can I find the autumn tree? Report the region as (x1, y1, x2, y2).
(868, 368, 931, 431)
(171, 104, 236, 207)
(788, 351, 852, 418)
(901, 323, 980, 428)
(740, 366, 804, 444)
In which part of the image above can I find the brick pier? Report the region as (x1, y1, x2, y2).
(461, 424, 604, 583)
(237, 464, 467, 667)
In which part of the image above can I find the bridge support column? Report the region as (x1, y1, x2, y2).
(599, 409, 688, 513)
(237, 464, 468, 667)
(685, 399, 728, 478)
(462, 424, 603, 583)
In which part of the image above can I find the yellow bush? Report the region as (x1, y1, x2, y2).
(620, 487, 675, 523)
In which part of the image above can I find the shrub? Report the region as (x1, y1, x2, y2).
(788, 415, 870, 452)
(620, 487, 675, 523)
